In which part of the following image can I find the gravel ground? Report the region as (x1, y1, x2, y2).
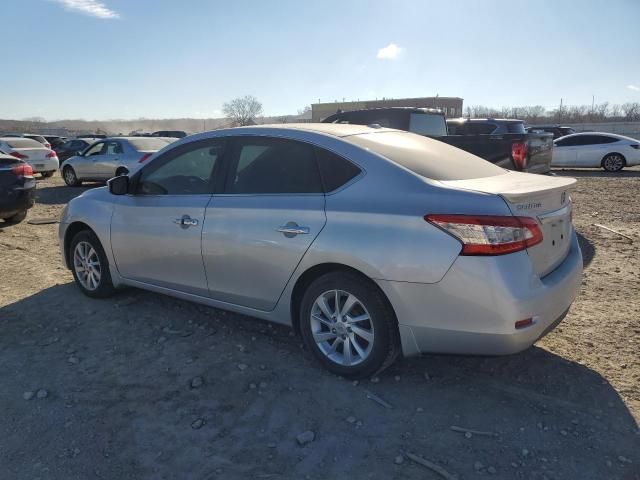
(0, 169, 638, 480)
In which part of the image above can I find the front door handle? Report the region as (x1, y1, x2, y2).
(277, 222, 310, 237)
(174, 215, 199, 228)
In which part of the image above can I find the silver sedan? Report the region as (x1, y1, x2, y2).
(59, 124, 583, 378)
(60, 136, 177, 186)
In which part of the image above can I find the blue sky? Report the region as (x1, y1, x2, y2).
(2, 0, 639, 120)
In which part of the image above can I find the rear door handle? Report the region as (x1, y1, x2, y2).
(174, 215, 199, 228)
(277, 222, 309, 237)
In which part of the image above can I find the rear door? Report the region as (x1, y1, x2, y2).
(202, 136, 326, 311)
(576, 135, 618, 167)
(110, 138, 225, 296)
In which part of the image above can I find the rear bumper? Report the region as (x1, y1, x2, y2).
(377, 231, 583, 357)
(0, 182, 36, 218)
(28, 157, 59, 172)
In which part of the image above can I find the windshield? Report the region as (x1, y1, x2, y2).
(128, 138, 176, 151)
(347, 131, 506, 181)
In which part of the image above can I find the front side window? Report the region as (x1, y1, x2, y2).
(136, 140, 224, 195)
(104, 141, 123, 155)
(84, 142, 104, 156)
(227, 137, 322, 194)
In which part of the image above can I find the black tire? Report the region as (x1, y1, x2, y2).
(602, 153, 625, 172)
(2, 210, 28, 225)
(115, 167, 129, 177)
(63, 166, 82, 187)
(69, 230, 116, 298)
(299, 271, 399, 379)
(41, 171, 54, 178)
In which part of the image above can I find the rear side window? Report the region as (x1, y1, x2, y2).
(128, 138, 175, 151)
(594, 136, 619, 144)
(4, 138, 43, 149)
(315, 147, 361, 192)
(505, 122, 526, 134)
(347, 131, 506, 181)
(227, 137, 322, 194)
(465, 123, 497, 135)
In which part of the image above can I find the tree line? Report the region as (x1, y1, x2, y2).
(464, 102, 640, 123)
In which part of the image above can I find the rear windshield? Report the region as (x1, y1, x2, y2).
(128, 138, 176, 151)
(25, 135, 46, 143)
(346, 131, 506, 181)
(3, 138, 45, 149)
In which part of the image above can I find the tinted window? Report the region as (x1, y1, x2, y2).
(505, 122, 526, 134)
(137, 140, 224, 195)
(409, 113, 448, 137)
(465, 123, 497, 135)
(228, 137, 322, 194)
(446, 122, 465, 135)
(315, 148, 361, 192)
(554, 137, 575, 147)
(347, 131, 506, 181)
(573, 135, 612, 146)
(594, 136, 619, 144)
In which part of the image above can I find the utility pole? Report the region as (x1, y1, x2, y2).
(559, 98, 563, 122)
(591, 95, 595, 118)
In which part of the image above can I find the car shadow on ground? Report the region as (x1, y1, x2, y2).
(553, 168, 640, 178)
(1, 283, 637, 479)
(34, 183, 103, 205)
(577, 231, 596, 268)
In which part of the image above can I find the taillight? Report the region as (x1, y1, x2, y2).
(44, 143, 51, 149)
(11, 163, 33, 176)
(10, 151, 28, 159)
(138, 153, 152, 163)
(511, 141, 528, 170)
(46, 150, 57, 158)
(425, 214, 543, 256)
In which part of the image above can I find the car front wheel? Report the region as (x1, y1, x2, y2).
(70, 230, 116, 298)
(300, 271, 399, 379)
(2, 210, 28, 225)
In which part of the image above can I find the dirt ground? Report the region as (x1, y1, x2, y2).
(0, 169, 638, 480)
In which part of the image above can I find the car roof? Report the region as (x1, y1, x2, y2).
(556, 132, 635, 141)
(238, 123, 401, 137)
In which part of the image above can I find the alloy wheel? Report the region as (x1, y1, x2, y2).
(604, 155, 623, 171)
(64, 167, 76, 185)
(73, 241, 102, 290)
(310, 289, 374, 366)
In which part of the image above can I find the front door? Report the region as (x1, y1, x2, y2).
(77, 141, 105, 177)
(95, 140, 124, 179)
(110, 138, 225, 297)
(202, 136, 327, 311)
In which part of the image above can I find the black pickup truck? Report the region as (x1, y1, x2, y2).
(322, 108, 553, 174)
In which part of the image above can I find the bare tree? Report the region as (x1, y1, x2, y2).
(621, 102, 640, 121)
(297, 105, 311, 115)
(222, 95, 263, 126)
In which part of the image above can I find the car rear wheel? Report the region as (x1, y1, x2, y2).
(602, 153, 625, 172)
(2, 210, 27, 225)
(70, 230, 116, 298)
(63, 166, 81, 186)
(300, 271, 399, 379)
(41, 171, 54, 178)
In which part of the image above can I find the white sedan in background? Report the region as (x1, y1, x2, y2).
(60, 137, 177, 186)
(552, 132, 640, 171)
(0, 137, 59, 177)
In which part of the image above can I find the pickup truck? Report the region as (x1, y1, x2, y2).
(322, 108, 553, 174)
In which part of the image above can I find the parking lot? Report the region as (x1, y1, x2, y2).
(0, 170, 638, 479)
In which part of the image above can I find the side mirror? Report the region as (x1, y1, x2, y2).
(108, 175, 129, 195)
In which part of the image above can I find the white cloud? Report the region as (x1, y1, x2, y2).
(54, 0, 120, 19)
(376, 43, 403, 60)
(627, 84, 640, 92)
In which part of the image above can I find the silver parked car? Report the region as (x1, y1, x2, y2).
(59, 124, 583, 378)
(60, 136, 177, 186)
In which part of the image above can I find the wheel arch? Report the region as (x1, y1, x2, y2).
(289, 262, 398, 336)
(63, 221, 96, 269)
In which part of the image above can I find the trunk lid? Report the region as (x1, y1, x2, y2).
(12, 147, 50, 169)
(441, 171, 576, 277)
